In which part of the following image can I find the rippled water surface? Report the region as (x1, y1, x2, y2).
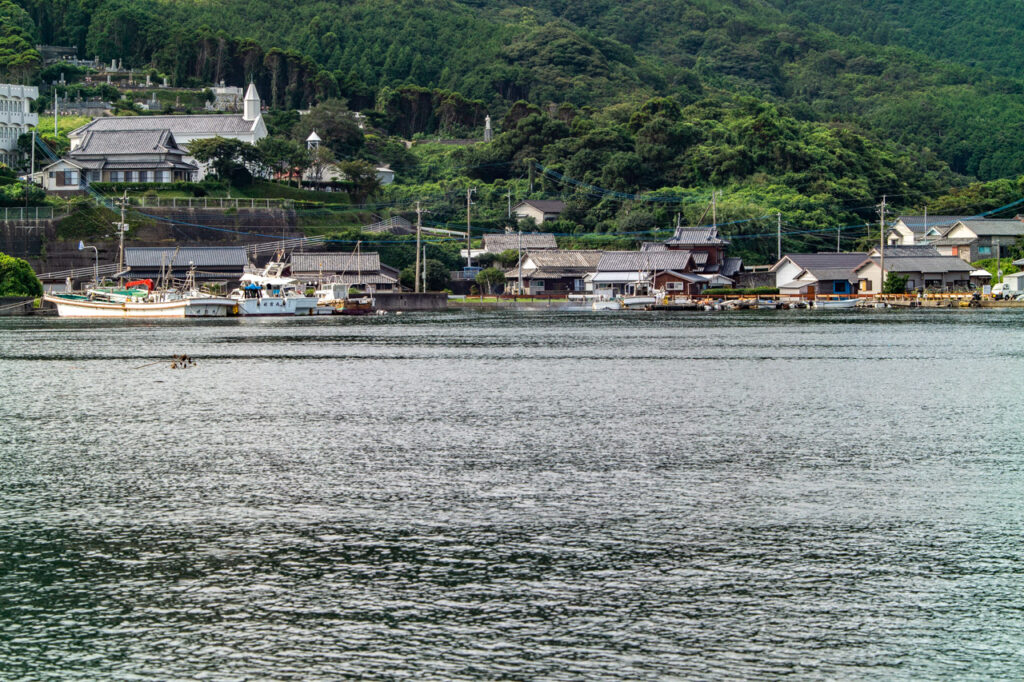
(2, 308, 1024, 679)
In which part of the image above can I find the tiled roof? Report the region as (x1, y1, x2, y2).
(522, 250, 602, 269)
(721, 257, 743, 278)
(664, 226, 728, 245)
(483, 232, 557, 253)
(640, 242, 669, 251)
(597, 250, 693, 272)
(804, 267, 860, 282)
(75, 114, 259, 136)
(291, 252, 381, 273)
(895, 216, 971, 234)
(73, 129, 184, 155)
(515, 200, 565, 213)
(779, 252, 868, 271)
(862, 256, 973, 273)
(952, 219, 1024, 237)
(125, 246, 248, 268)
(875, 245, 942, 258)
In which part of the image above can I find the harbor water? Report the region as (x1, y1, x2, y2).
(2, 308, 1023, 679)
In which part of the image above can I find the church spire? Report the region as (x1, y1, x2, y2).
(243, 82, 261, 122)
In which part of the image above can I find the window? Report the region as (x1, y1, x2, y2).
(533, 280, 545, 290)
(833, 280, 850, 294)
(574, 278, 584, 291)
(155, 170, 169, 183)
(979, 246, 992, 255)
(137, 171, 148, 183)
(109, 171, 123, 182)
(860, 279, 872, 292)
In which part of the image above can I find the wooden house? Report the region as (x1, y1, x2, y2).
(504, 249, 602, 294)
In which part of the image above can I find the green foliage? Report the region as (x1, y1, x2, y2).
(0, 252, 42, 296)
(474, 266, 505, 294)
(971, 258, 1018, 278)
(57, 204, 118, 239)
(187, 137, 261, 180)
(882, 272, 910, 294)
(0, 181, 47, 206)
(292, 99, 364, 157)
(0, 0, 41, 82)
(336, 160, 381, 204)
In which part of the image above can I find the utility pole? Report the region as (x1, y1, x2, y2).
(517, 227, 523, 295)
(879, 195, 887, 293)
(837, 225, 841, 253)
(507, 188, 512, 219)
(30, 130, 35, 183)
(712, 191, 718, 229)
(776, 211, 781, 261)
(422, 239, 427, 293)
(466, 187, 475, 268)
(53, 87, 58, 136)
(115, 189, 129, 283)
(415, 201, 423, 293)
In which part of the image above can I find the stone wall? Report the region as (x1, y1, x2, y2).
(372, 293, 448, 311)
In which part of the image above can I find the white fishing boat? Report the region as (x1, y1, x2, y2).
(45, 280, 235, 318)
(229, 260, 318, 316)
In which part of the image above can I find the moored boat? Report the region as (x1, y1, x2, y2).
(229, 260, 318, 316)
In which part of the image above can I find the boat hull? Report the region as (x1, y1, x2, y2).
(45, 295, 235, 318)
(232, 296, 318, 316)
(813, 299, 858, 309)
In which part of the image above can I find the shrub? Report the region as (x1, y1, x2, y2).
(0, 252, 43, 297)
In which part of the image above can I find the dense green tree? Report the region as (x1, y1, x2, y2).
(0, 252, 42, 296)
(292, 99, 364, 157)
(336, 160, 380, 204)
(187, 137, 261, 180)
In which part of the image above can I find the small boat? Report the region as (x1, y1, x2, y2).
(812, 298, 858, 309)
(229, 260, 318, 316)
(314, 282, 375, 315)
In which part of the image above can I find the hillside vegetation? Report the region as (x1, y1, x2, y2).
(8, 0, 1024, 263)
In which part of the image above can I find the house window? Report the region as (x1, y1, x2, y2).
(137, 171, 148, 183)
(533, 280, 545, 291)
(979, 246, 992, 255)
(907, 279, 916, 289)
(833, 280, 850, 294)
(155, 170, 169, 183)
(110, 171, 124, 182)
(574, 278, 584, 291)
(860, 279, 872, 292)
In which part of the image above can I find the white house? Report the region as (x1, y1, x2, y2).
(513, 199, 565, 225)
(67, 83, 267, 178)
(886, 215, 968, 246)
(37, 129, 198, 191)
(0, 83, 38, 167)
(855, 245, 974, 292)
(930, 219, 1024, 262)
(771, 253, 868, 297)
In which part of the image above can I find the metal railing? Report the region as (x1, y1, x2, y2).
(128, 196, 295, 210)
(246, 236, 326, 257)
(1, 206, 61, 221)
(36, 263, 120, 281)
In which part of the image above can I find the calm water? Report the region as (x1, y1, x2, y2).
(2, 308, 1024, 679)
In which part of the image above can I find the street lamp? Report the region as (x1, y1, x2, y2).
(79, 240, 98, 289)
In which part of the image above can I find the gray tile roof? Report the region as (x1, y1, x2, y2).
(73, 129, 183, 156)
(522, 250, 602, 269)
(597, 250, 693, 272)
(483, 232, 557, 253)
(290, 252, 381, 273)
(953, 219, 1024, 237)
(781, 253, 868, 271)
(125, 246, 248, 268)
(895, 216, 971, 234)
(864, 256, 973, 274)
(515, 200, 565, 213)
(664, 226, 728, 245)
(721, 256, 743, 278)
(640, 242, 668, 251)
(876, 245, 942, 258)
(805, 267, 860, 282)
(76, 114, 259, 136)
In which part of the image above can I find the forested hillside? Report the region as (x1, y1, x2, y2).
(7, 0, 1024, 262)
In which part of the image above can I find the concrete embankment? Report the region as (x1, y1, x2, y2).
(0, 297, 37, 316)
(373, 293, 447, 312)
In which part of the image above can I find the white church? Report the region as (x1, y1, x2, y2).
(65, 83, 267, 181)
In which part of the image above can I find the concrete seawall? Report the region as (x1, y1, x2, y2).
(0, 296, 36, 316)
(373, 293, 448, 311)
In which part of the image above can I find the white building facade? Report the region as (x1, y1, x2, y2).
(0, 84, 39, 167)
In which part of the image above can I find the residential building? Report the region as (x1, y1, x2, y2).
(590, 250, 702, 297)
(855, 245, 974, 292)
(504, 249, 602, 294)
(930, 219, 1024, 262)
(38, 129, 198, 191)
(886, 215, 969, 246)
(461, 232, 557, 262)
(661, 225, 742, 277)
(123, 246, 249, 283)
(771, 252, 868, 298)
(0, 83, 38, 167)
(290, 252, 400, 291)
(512, 200, 565, 225)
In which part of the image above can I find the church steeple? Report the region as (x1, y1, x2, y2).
(243, 82, 261, 122)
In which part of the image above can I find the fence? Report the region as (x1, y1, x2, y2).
(1, 206, 61, 221)
(245, 236, 326, 257)
(128, 196, 295, 210)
